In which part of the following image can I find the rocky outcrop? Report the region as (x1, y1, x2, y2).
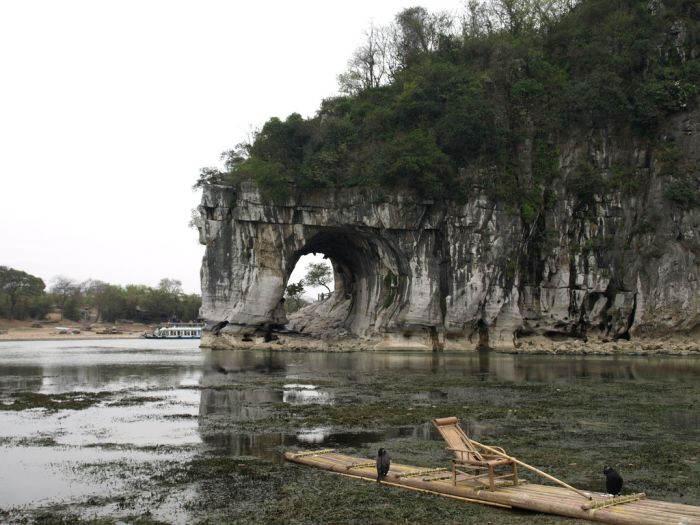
(197, 110, 700, 351)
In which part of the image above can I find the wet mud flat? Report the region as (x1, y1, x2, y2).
(0, 341, 699, 524)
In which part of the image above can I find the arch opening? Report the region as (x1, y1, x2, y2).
(286, 253, 336, 309)
(281, 229, 405, 339)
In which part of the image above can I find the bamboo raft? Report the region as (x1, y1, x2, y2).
(284, 450, 700, 525)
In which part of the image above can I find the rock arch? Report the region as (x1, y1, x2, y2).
(284, 228, 408, 338)
(197, 183, 451, 350)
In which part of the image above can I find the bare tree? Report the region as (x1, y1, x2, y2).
(220, 141, 251, 172)
(488, 0, 530, 34)
(188, 207, 204, 232)
(392, 7, 455, 68)
(50, 276, 79, 320)
(338, 7, 459, 94)
(532, 0, 579, 30)
(470, 0, 578, 36)
(461, 0, 494, 37)
(158, 278, 183, 296)
(338, 23, 393, 95)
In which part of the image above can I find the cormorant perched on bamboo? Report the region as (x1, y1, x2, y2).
(604, 466, 623, 495)
(376, 448, 390, 481)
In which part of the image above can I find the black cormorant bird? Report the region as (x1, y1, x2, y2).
(376, 448, 390, 481)
(603, 466, 623, 495)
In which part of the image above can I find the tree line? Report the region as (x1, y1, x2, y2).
(0, 266, 201, 323)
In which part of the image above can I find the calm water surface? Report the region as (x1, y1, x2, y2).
(1, 339, 699, 513)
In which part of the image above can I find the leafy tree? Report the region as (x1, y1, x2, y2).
(178, 293, 202, 322)
(285, 281, 307, 312)
(0, 292, 10, 318)
(144, 289, 177, 322)
(61, 295, 82, 321)
(373, 129, 455, 200)
(123, 284, 150, 320)
(0, 266, 48, 319)
(82, 280, 127, 322)
(304, 262, 333, 295)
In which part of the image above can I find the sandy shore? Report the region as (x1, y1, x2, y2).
(0, 320, 150, 342)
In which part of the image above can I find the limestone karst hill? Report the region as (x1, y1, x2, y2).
(195, 0, 699, 350)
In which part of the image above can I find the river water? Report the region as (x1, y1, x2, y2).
(1, 339, 699, 521)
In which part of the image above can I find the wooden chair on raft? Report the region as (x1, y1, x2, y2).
(433, 416, 593, 499)
(432, 416, 518, 491)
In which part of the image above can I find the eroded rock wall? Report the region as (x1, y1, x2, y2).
(197, 110, 700, 351)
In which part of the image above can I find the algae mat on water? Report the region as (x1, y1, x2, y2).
(2, 346, 700, 524)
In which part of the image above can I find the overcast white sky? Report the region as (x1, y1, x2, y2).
(0, 0, 461, 294)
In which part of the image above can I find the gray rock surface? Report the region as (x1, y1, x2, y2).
(197, 110, 699, 351)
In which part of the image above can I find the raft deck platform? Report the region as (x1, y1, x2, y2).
(284, 450, 700, 525)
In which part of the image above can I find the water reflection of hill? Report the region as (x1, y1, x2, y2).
(0, 340, 202, 393)
(0, 366, 43, 391)
(197, 349, 700, 462)
(202, 348, 700, 383)
(199, 388, 280, 420)
(197, 358, 439, 462)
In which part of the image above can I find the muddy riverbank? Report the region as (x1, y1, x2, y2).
(512, 334, 700, 355)
(203, 331, 700, 356)
(0, 320, 148, 342)
(0, 340, 699, 524)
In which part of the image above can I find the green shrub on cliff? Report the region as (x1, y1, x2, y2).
(664, 180, 700, 209)
(198, 0, 700, 205)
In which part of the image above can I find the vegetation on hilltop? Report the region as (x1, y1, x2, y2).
(0, 266, 201, 323)
(196, 0, 699, 210)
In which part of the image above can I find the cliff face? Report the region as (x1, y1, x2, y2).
(197, 109, 700, 351)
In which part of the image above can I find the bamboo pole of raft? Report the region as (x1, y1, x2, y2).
(469, 438, 592, 500)
(330, 470, 512, 509)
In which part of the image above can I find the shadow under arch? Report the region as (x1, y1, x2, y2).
(284, 227, 409, 338)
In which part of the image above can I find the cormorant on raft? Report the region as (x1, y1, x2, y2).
(376, 448, 390, 481)
(604, 466, 623, 495)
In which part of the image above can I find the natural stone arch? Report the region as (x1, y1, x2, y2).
(283, 228, 408, 338)
(198, 183, 452, 350)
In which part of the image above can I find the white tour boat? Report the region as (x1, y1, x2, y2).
(142, 323, 203, 339)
